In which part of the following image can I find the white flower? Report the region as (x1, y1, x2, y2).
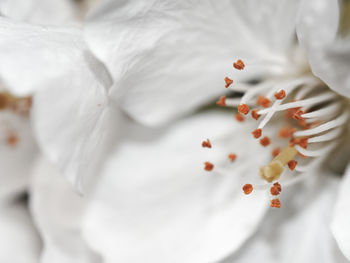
(76, 0, 350, 262)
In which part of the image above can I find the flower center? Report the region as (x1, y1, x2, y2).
(202, 59, 348, 208)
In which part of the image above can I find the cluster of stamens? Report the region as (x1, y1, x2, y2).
(0, 92, 32, 148)
(203, 59, 348, 209)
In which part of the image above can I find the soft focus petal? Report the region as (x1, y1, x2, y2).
(0, 17, 120, 192)
(0, 0, 77, 25)
(224, 170, 348, 263)
(0, 200, 41, 263)
(0, 111, 38, 200)
(296, 0, 350, 98)
(85, 0, 300, 125)
(29, 158, 100, 263)
(83, 111, 270, 263)
(331, 164, 350, 261)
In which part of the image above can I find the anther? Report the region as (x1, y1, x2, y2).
(224, 77, 233, 88)
(260, 136, 270, 147)
(278, 126, 296, 138)
(292, 109, 305, 121)
(6, 132, 18, 147)
(238, 104, 250, 115)
(270, 198, 281, 208)
(257, 95, 271, 108)
(216, 96, 226, 107)
(204, 162, 214, 171)
(251, 108, 261, 120)
(242, 184, 253, 194)
(202, 139, 212, 148)
(288, 160, 297, 171)
(274, 89, 286, 100)
(252, 128, 262, 139)
(272, 147, 281, 157)
(235, 113, 244, 122)
(233, 59, 245, 70)
(228, 153, 237, 162)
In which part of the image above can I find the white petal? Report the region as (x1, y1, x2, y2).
(29, 158, 100, 263)
(83, 111, 270, 263)
(0, 200, 41, 263)
(296, 0, 350, 98)
(0, 0, 77, 25)
(0, 17, 120, 192)
(331, 164, 350, 261)
(225, 170, 348, 263)
(85, 0, 301, 125)
(0, 111, 38, 200)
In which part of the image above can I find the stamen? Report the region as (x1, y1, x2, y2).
(233, 59, 245, 70)
(270, 182, 282, 195)
(278, 126, 296, 138)
(242, 184, 253, 194)
(272, 147, 281, 157)
(204, 162, 214, 171)
(252, 128, 262, 139)
(6, 132, 18, 148)
(270, 198, 281, 208)
(251, 109, 261, 120)
(202, 139, 212, 148)
(274, 89, 286, 100)
(216, 96, 226, 107)
(235, 113, 244, 122)
(256, 95, 271, 108)
(228, 154, 237, 162)
(238, 104, 250, 115)
(224, 77, 233, 88)
(288, 160, 297, 170)
(259, 136, 270, 147)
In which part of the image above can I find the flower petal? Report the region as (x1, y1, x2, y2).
(331, 164, 350, 261)
(296, 0, 350, 98)
(225, 170, 348, 262)
(0, 17, 120, 192)
(83, 111, 270, 263)
(29, 158, 100, 263)
(85, 0, 301, 125)
(0, 0, 77, 25)
(0, 200, 41, 263)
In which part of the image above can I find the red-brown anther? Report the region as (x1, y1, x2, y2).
(233, 59, 245, 70)
(270, 198, 281, 208)
(260, 136, 271, 147)
(286, 107, 300, 119)
(235, 113, 244, 122)
(278, 126, 296, 138)
(298, 138, 308, 149)
(238, 104, 250, 115)
(228, 153, 237, 162)
(204, 162, 214, 171)
(257, 95, 271, 108)
(224, 77, 233, 88)
(6, 133, 18, 147)
(273, 182, 282, 192)
(216, 96, 226, 107)
(292, 109, 305, 121)
(274, 89, 286, 100)
(243, 184, 253, 195)
(288, 160, 297, 171)
(252, 128, 262, 139)
(202, 139, 212, 148)
(251, 108, 261, 120)
(272, 147, 281, 157)
(270, 186, 280, 196)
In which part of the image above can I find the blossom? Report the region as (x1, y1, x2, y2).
(77, 0, 350, 262)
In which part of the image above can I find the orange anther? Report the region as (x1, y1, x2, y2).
(272, 147, 280, 157)
(228, 153, 237, 162)
(202, 139, 212, 148)
(260, 136, 271, 147)
(278, 126, 296, 138)
(274, 89, 286, 100)
(204, 162, 214, 171)
(235, 113, 244, 122)
(238, 104, 250, 115)
(242, 184, 253, 195)
(292, 109, 304, 121)
(298, 138, 308, 149)
(270, 186, 280, 196)
(252, 128, 262, 139)
(233, 59, 245, 70)
(224, 77, 233, 88)
(273, 182, 282, 192)
(6, 133, 18, 147)
(251, 108, 261, 120)
(257, 95, 271, 108)
(270, 198, 281, 208)
(288, 160, 297, 171)
(216, 96, 226, 107)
